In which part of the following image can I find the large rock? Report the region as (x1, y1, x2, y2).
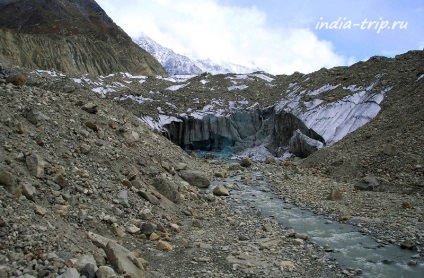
(0, 168, 17, 193)
(354, 176, 380, 191)
(213, 185, 229, 196)
(104, 241, 144, 277)
(96, 266, 117, 278)
(26, 154, 44, 178)
(179, 170, 210, 188)
(152, 176, 180, 203)
(58, 268, 80, 278)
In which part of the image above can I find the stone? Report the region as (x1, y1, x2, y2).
(56, 174, 68, 188)
(179, 170, 210, 188)
(228, 163, 244, 171)
(149, 232, 160, 241)
(292, 238, 304, 245)
(280, 261, 296, 272)
(169, 223, 181, 233)
(125, 225, 140, 234)
(295, 233, 308, 240)
(34, 205, 47, 216)
(104, 241, 144, 276)
(25, 109, 50, 125)
(26, 154, 44, 178)
(96, 266, 117, 278)
(354, 176, 379, 191)
(116, 190, 129, 207)
(382, 144, 397, 156)
(327, 188, 342, 200)
(121, 179, 132, 188)
(22, 183, 36, 201)
(85, 121, 99, 132)
(80, 143, 92, 154)
(0, 168, 17, 193)
(400, 239, 416, 250)
(82, 102, 98, 114)
(213, 185, 229, 196)
(156, 241, 173, 251)
(63, 85, 76, 93)
(80, 263, 98, 278)
(15, 122, 25, 134)
(87, 232, 112, 249)
(401, 201, 411, 209)
(111, 223, 126, 238)
(264, 156, 276, 164)
(175, 163, 188, 171)
(240, 158, 252, 167)
(138, 191, 160, 205)
(58, 268, 79, 278)
(152, 176, 180, 202)
(140, 223, 155, 236)
(139, 209, 153, 220)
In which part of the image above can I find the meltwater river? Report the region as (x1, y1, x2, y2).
(211, 172, 423, 278)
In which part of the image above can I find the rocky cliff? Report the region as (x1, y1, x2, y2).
(0, 0, 166, 76)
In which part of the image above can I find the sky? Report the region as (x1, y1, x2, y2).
(96, 0, 424, 74)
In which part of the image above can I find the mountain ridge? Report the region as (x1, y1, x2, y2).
(134, 33, 261, 75)
(0, 0, 167, 76)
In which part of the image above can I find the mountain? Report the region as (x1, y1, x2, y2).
(134, 34, 203, 76)
(0, 0, 166, 76)
(134, 33, 260, 75)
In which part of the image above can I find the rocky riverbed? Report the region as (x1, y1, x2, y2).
(0, 67, 346, 278)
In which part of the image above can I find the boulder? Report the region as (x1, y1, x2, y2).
(96, 266, 117, 278)
(179, 170, 210, 188)
(213, 185, 229, 196)
(26, 154, 44, 178)
(240, 158, 252, 167)
(152, 176, 180, 203)
(354, 176, 380, 191)
(138, 191, 160, 205)
(104, 241, 144, 276)
(0, 168, 18, 193)
(25, 109, 50, 125)
(58, 268, 79, 278)
(327, 188, 342, 201)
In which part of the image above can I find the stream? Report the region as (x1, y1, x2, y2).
(211, 172, 424, 278)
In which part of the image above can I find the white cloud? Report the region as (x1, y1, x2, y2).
(97, 0, 349, 74)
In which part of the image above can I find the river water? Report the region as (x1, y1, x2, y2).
(211, 172, 423, 278)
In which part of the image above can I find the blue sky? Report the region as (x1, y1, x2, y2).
(97, 0, 423, 74)
(221, 0, 423, 59)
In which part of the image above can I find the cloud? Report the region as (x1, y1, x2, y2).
(97, 0, 349, 74)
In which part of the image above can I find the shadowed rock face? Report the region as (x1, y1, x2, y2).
(163, 107, 325, 157)
(0, 0, 167, 76)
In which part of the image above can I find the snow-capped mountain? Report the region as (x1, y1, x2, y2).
(134, 34, 202, 76)
(134, 34, 260, 75)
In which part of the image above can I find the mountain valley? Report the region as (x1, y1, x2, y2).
(0, 1, 423, 277)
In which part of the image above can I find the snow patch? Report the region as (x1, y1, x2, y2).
(228, 84, 249, 91)
(166, 83, 189, 91)
(308, 84, 340, 96)
(252, 73, 274, 82)
(417, 74, 424, 82)
(33, 70, 66, 77)
(92, 87, 115, 95)
(119, 95, 154, 104)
